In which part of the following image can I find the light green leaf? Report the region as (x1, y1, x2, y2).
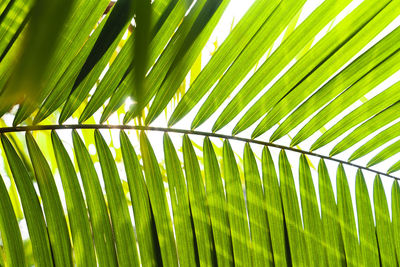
(235, 0, 394, 136)
(1, 134, 53, 266)
(71, 0, 134, 97)
(391, 181, 400, 264)
(311, 80, 400, 151)
(192, 0, 307, 130)
(332, 102, 400, 158)
(79, 0, 179, 123)
(222, 139, 252, 266)
(26, 132, 73, 267)
(355, 170, 379, 266)
(168, 0, 280, 127)
(121, 131, 163, 266)
(244, 143, 273, 266)
(94, 129, 139, 267)
(299, 154, 327, 266)
(100, 0, 196, 123)
(336, 164, 360, 266)
(367, 139, 400, 167)
(183, 134, 214, 266)
(373, 175, 396, 266)
(318, 159, 345, 266)
(51, 131, 96, 267)
(72, 130, 118, 267)
(275, 38, 400, 144)
(33, 8, 110, 124)
(213, 0, 351, 133)
(163, 133, 197, 266)
(203, 137, 234, 266)
(140, 132, 178, 266)
(278, 150, 308, 266)
(0, 174, 25, 267)
(388, 159, 400, 174)
(144, 0, 231, 125)
(262, 147, 288, 266)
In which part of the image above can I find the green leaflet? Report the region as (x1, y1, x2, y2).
(143, 0, 231, 125)
(183, 134, 214, 266)
(262, 147, 288, 266)
(26, 132, 73, 267)
(299, 154, 327, 266)
(121, 131, 163, 266)
(212, 0, 352, 133)
(355, 170, 379, 266)
(191, 0, 307, 130)
(388, 159, 400, 174)
(336, 164, 360, 266)
(311, 80, 400, 151)
(234, 0, 392, 136)
(164, 133, 197, 266)
(80, 0, 181, 123)
(12, 0, 110, 126)
(72, 130, 118, 267)
(94, 130, 139, 267)
(33, 10, 111, 124)
(133, 0, 152, 106)
(244, 143, 273, 266)
(0, 0, 76, 120)
(71, 0, 134, 96)
(117, 0, 208, 123)
(58, 21, 128, 124)
(127, 0, 227, 124)
(100, 0, 197, 123)
(373, 176, 397, 266)
(168, 0, 280, 127)
(1, 134, 53, 267)
(392, 181, 400, 264)
(367, 139, 400, 167)
(275, 39, 400, 145)
(51, 131, 96, 267)
(278, 150, 309, 266)
(0, 174, 25, 267)
(318, 160, 345, 266)
(140, 132, 178, 266)
(0, 0, 32, 59)
(333, 102, 400, 158)
(223, 140, 252, 266)
(203, 137, 234, 266)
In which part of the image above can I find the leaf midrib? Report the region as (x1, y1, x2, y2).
(0, 123, 397, 181)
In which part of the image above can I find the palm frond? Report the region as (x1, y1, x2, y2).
(1, 0, 400, 265)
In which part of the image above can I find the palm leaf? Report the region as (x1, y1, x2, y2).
(1, 0, 400, 265)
